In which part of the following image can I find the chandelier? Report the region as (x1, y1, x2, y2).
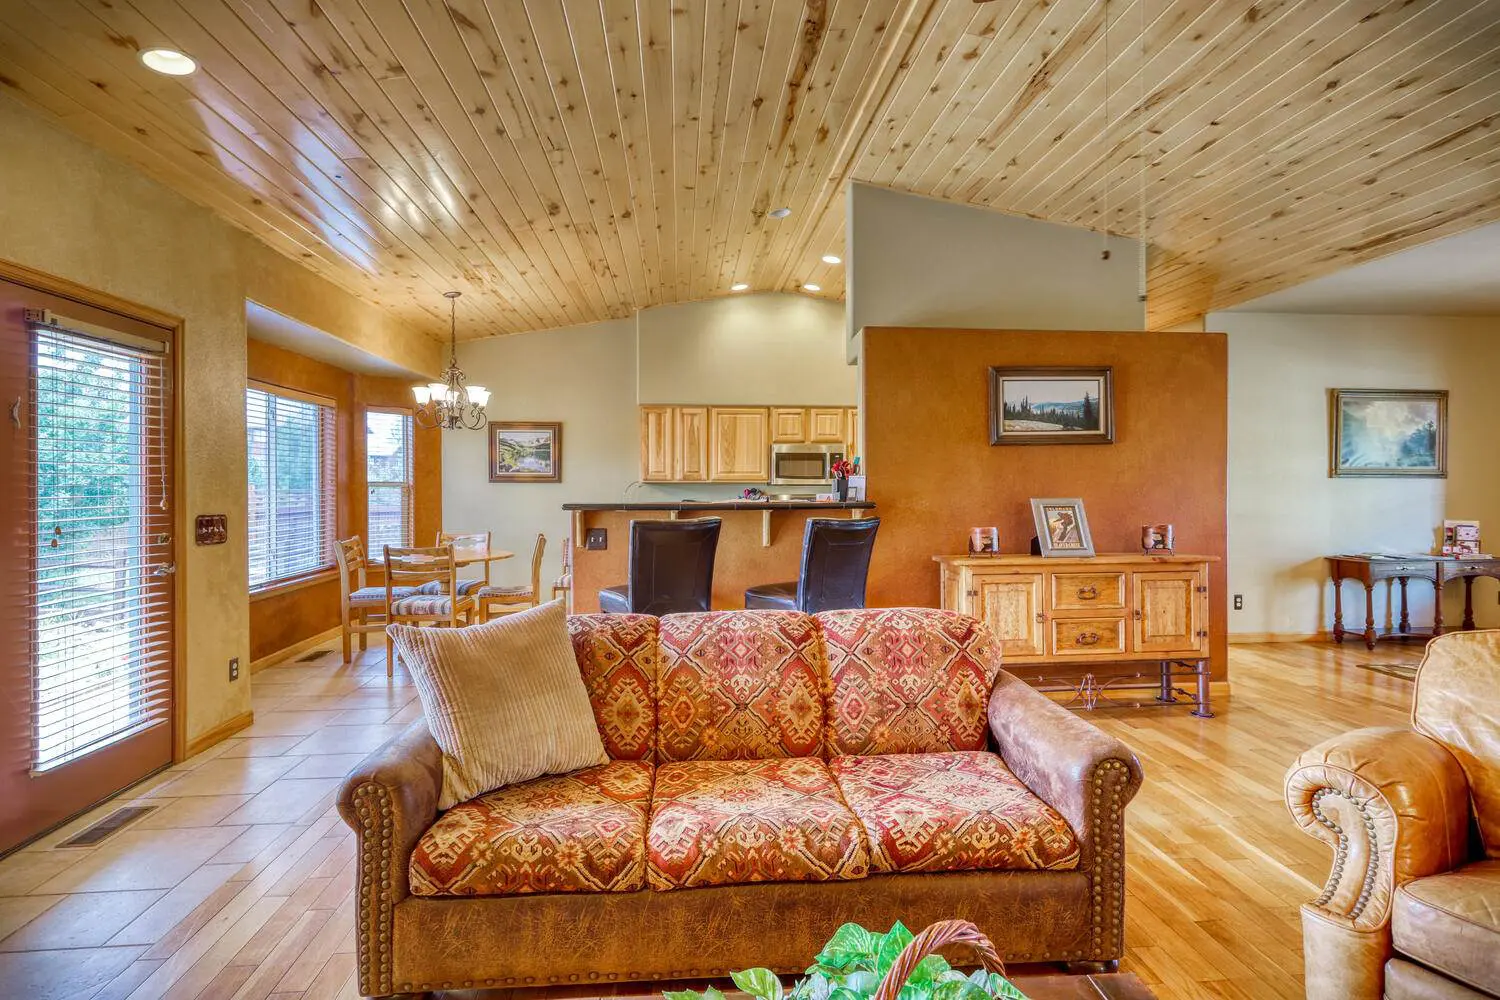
(412, 290, 489, 430)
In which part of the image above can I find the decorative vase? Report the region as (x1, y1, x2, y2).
(835, 477, 849, 502)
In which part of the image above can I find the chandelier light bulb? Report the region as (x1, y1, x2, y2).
(410, 290, 490, 430)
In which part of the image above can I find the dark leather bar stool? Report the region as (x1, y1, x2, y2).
(598, 517, 722, 615)
(744, 517, 880, 613)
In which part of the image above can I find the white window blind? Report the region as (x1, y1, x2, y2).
(246, 385, 337, 589)
(30, 322, 173, 772)
(366, 409, 413, 552)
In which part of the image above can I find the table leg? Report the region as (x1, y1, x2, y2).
(1433, 576, 1445, 636)
(1463, 576, 1476, 630)
(1191, 660, 1214, 719)
(1363, 583, 1377, 649)
(1398, 576, 1410, 633)
(1332, 576, 1345, 643)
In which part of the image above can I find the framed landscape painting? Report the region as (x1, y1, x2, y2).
(488, 421, 562, 482)
(1330, 389, 1446, 478)
(989, 366, 1114, 445)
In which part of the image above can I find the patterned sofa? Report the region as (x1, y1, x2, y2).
(337, 608, 1143, 997)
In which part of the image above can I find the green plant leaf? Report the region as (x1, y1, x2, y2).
(932, 980, 990, 1000)
(875, 922, 914, 977)
(732, 969, 784, 1000)
(841, 972, 879, 996)
(816, 924, 879, 972)
(906, 954, 951, 986)
(704, 988, 729, 1000)
(828, 987, 865, 1000)
(989, 975, 1029, 1000)
(797, 972, 832, 1000)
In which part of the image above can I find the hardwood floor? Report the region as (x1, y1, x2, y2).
(0, 639, 1425, 1000)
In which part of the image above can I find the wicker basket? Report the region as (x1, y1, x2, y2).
(871, 920, 1008, 1000)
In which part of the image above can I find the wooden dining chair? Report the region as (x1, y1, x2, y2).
(383, 544, 477, 677)
(422, 530, 492, 596)
(476, 533, 546, 622)
(553, 545, 572, 613)
(334, 537, 419, 665)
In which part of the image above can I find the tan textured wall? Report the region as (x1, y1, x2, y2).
(0, 97, 437, 744)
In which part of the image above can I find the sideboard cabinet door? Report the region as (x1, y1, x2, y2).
(972, 572, 1045, 659)
(1133, 571, 1205, 654)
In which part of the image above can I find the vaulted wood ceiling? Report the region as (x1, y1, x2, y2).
(1, 0, 1496, 339)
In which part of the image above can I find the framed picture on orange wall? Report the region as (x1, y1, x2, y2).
(989, 366, 1114, 445)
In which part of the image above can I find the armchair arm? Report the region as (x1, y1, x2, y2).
(336, 720, 442, 997)
(1285, 726, 1470, 930)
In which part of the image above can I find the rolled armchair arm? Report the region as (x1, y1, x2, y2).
(336, 720, 442, 997)
(1285, 726, 1470, 932)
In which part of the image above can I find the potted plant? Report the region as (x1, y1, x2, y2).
(665, 920, 1028, 1000)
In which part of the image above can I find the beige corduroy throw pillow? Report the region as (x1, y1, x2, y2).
(389, 600, 607, 809)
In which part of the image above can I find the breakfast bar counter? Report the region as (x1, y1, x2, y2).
(564, 500, 875, 612)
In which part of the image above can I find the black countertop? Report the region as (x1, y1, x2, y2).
(563, 500, 875, 512)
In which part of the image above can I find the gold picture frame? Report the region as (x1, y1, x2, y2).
(488, 421, 562, 483)
(1330, 389, 1447, 478)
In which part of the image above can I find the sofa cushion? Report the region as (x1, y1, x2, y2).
(1392, 861, 1500, 993)
(567, 614, 659, 762)
(656, 611, 826, 762)
(1412, 631, 1500, 858)
(409, 760, 652, 896)
(830, 752, 1082, 874)
(818, 608, 1001, 756)
(647, 757, 870, 890)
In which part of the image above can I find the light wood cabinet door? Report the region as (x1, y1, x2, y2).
(846, 407, 860, 456)
(709, 407, 770, 481)
(971, 572, 1045, 659)
(808, 407, 846, 443)
(674, 406, 708, 481)
(770, 407, 808, 443)
(1133, 571, 1205, 653)
(640, 405, 674, 481)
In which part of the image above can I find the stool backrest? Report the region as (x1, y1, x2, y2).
(796, 517, 881, 613)
(627, 517, 722, 615)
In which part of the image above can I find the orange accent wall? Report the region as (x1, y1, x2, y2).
(862, 327, 1229, 678)
(246, 340, 441, 661)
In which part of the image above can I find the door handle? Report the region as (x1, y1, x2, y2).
(1034, 612, 1046, 623)
(1133, 609, 1143, 621)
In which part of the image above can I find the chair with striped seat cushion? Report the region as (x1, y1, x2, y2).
(350, 584, 416, 606)
(383, 544, 478, 677)
(417, 578, 487, 597)
(477, 533, 545, 622)
(336, 537, 416, 664)
(391, 594, 469, 616)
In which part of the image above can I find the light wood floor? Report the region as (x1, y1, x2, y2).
(0, 639, 1425, 1000)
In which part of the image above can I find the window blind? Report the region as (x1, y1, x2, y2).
(29, 322, 173, 772)
(246, 385, 337, 589)
(366, 409, 413, 552)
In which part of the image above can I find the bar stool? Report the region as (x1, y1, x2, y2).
(744, 517, 880, 612)
(598, 517, 721, 615)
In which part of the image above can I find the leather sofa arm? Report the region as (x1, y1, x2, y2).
(336, 720, 442, 997)
(1284, 726, 1470, 932)
(987, 670, 1144, 848)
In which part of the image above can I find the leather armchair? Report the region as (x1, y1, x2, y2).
(1285, 630, 1500, 1000)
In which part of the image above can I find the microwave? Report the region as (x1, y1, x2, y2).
(769, 443, 844, 486)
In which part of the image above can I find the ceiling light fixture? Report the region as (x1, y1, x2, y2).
(803, 283, 822, 293)
(821, 254, 842, 265)
(140, 48, 197, 76)
(731, 282, 750, 291)
(768, 207, 792, 219)
(412, 291, 489, 430)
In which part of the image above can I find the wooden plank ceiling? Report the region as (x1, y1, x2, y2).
(0, 0, 1496, 338)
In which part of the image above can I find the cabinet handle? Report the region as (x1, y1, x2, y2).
(1075, 632, 1101, 646)
(1034, 612, 1046, 623)
(1133, 609, 1143, 621)
(1076, 585, 1098, 600)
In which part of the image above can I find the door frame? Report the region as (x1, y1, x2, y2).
(0, 257, 189, 762)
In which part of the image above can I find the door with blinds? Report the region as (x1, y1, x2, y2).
(0, 279, 176, 854)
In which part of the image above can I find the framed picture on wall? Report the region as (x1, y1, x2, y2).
(1330, 389, 1447, 478)
(488, 421, 562, 483)
(989, 366, 1114, 445)
(1031, 498, 1095, 557)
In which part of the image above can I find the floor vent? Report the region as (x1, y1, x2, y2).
(57, 804, 156, 847)
(296, 649, 331, 662)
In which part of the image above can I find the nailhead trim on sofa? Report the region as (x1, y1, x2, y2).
(352, 782, 396, 997)
(1090, 758, 1132, 960)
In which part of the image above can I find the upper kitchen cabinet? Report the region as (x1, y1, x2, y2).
(709, 407, 771, 482)
(675, 406, 709, 482)
(770, 407, 808, 443)
(640, 405, 675, 481)
(808, 407, 846, 444)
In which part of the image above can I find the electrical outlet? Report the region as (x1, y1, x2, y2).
(1233, 594, 1244, 611)
(229, 657, 240, 681)
(585, 528, 608, 550)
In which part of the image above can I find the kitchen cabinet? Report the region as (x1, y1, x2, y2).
(770, 407, 808, 443)
(808, 407, 846, 444)
(675, 406, 709, 482)
(640, 405, 674, 481)
(708, 407, 771, 481)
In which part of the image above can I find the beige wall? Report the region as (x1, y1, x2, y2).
(0, 97, 437, 744)
(442, 294, 854, 588)
(1219, 311, 1500, 636)
(846, 183, 1144, 358)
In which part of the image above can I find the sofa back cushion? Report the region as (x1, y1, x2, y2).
(818, 608, 1001, 756)
(1413, 630, 1500, 858)
(656, 611, 826, 762)
(567, 614, 659, 763)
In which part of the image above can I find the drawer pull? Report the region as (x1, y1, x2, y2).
(1076, 585, 1098, 600)
(1074, 632, 1101, 647)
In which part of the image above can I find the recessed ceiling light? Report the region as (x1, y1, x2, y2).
(768, 207, 792, 219)
(141, 49, 197, 76)
(803, 283, 822, 293)
(730, 282, 750, 291)
(821, 254, 842, 265)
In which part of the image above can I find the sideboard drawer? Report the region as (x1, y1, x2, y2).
(1050, 617, 1127, 657)
(1051, 572, 1126, 611)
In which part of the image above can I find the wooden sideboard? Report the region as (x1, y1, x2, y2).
(935, 553, 1215, 717)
